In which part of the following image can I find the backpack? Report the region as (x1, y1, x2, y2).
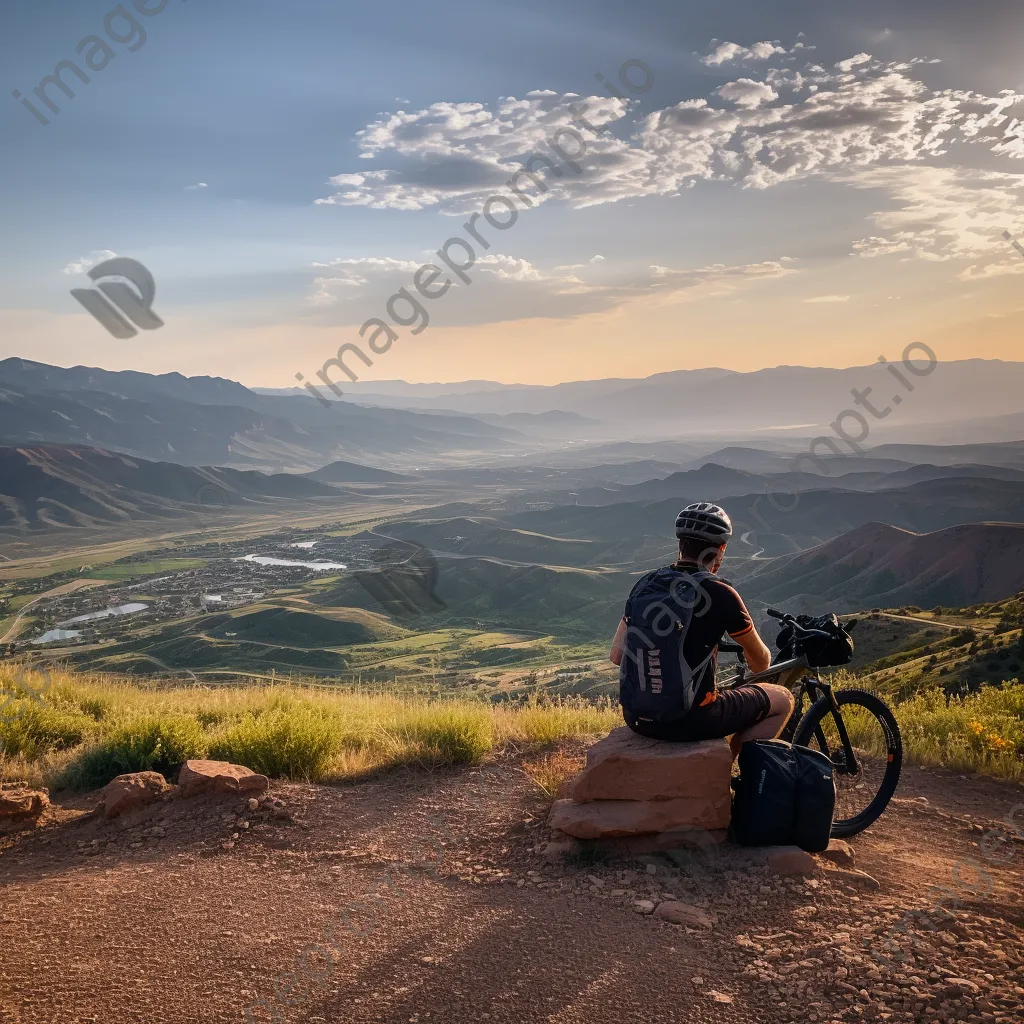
(731, 739, 836, 852)
(775, 612, 854, 667)
(618, 567, 716, 723)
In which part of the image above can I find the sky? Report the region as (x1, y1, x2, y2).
(4, 0, 1024, 388)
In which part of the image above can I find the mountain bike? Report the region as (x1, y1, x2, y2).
(719, 608, 903, 837)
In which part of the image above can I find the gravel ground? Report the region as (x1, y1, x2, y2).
(0, 756, 1021, 1024)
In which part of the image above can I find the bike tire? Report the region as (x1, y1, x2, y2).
(792, 687, 902, 838)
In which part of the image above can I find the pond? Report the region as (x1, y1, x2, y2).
(240, 554, 347, 571)
(59, 602, 150, 625)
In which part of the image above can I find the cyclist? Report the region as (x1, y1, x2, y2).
(609, 502, 795, 757)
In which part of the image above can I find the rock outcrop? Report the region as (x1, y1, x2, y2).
(548, 727, 732, 840)
(177, 759, 270, 798)
(0, 787, 49, 825)
(99, 772, 173, 820)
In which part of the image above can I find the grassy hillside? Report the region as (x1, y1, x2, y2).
(0, 666, 619, 791)
(1, 661, 1021, 791)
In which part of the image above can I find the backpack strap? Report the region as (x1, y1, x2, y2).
(623, 569, 659, 626)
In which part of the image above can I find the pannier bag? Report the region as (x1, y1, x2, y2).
(619, 567, 716, 723)
(731, 739, 836, 852)
(776, 612, 854, 667)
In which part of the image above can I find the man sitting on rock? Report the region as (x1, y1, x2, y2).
(609, 502, 794, 757)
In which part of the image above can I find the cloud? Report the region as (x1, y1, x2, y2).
(590, 255, 605, 263)
(847, 165, 1024, 263)
(185, 182, 208, 190)
(306, 253, 796, 324)
(702, 41, 787, 66)
(62, 250, 117, 275)
(835, 53, 873, 73)
(717, 79, 779, 109)
(318, 51, 1024, 217)
(316, 90, 647, 213)
(803, 294, 851, 303)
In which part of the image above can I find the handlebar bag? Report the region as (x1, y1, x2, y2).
(775, 613, 854, 667)
(731, 739, 836, 852)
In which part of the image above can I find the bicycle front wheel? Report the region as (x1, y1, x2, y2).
(792, 688, 902, 837)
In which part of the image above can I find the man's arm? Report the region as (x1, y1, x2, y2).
(721, 585, 772, 674)
(609, 616, 627, 666)
(735, 626, 771, 674)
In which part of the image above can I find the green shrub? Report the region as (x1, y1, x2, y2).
(63, 714, 207, 790)
(209, 705, 340, 780)
(0, 697, 94, 759)
(397, 705, 494, 766)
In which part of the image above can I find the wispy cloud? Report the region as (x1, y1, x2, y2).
(701, 40, 788, 66)
(62, 250, 117, 275)
(803, 294, 851, 303)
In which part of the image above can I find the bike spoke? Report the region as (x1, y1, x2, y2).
(808, 709, 892, 825)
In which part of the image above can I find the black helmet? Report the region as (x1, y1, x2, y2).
(674, 502, 733, 544)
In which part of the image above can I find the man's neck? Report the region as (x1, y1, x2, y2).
(674, 558, 716, 573)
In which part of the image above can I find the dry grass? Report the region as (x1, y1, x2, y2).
(0, 664, 620, 790)
(520, 749, 586, 797)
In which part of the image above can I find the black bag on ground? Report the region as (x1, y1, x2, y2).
(731, 739, 836, 852)
(775, 612, 854, 667)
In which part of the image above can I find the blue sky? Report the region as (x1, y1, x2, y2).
(4, 0, 1024, 386)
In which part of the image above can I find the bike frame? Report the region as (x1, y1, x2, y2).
(720, 651, 862, 777)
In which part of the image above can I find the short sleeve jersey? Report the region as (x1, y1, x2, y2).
(622, 561, 754, 706)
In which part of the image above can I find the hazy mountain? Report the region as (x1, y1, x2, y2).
(740, 522, 1024, 613)
(0, 359, 520, 470)
(259, 360, 1024, 436)
(304, 459, 413, 483)
(500, 477, 1024, 562)
(0, 445, 337, 533)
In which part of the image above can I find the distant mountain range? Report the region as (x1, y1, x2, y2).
(262, 359, 1024, 437)
(0, 445, 338, 534)
(9, 359, 1024, 474)
(739, 522, 1024, 614)
(0, 358, 519, 471)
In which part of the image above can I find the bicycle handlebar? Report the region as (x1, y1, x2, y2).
(765, 607, 836, 639)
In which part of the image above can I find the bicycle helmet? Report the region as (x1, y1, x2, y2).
(674, 502, 733, 544)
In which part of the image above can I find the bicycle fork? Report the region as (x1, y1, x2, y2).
(803, 677, 861, 776)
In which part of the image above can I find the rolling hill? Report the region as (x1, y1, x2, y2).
(0, 445, 339, 533)
(740, 521, 1024, 613)
(0, 359, 519, 471)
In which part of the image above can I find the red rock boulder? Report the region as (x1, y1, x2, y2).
(177, 759, 269, 798)
(0, 787, 49, 825)
(99, 771, 173, 820)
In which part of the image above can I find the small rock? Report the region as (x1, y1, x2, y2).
(944, 978, 980, 995)
(765, 846, 820, 877)
(653, 902, 715, 929)
(828, 868, 881, 890)
(247, 798, 260, 812)
(707, 991, 733, 1004)
(541, 839, 580, 863)
(633, 900, 656, 915)
(645, 863, 657, 876)
(818, 838, 856, 867)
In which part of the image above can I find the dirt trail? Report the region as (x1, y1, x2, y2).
(0, 756, 1021, 1024)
